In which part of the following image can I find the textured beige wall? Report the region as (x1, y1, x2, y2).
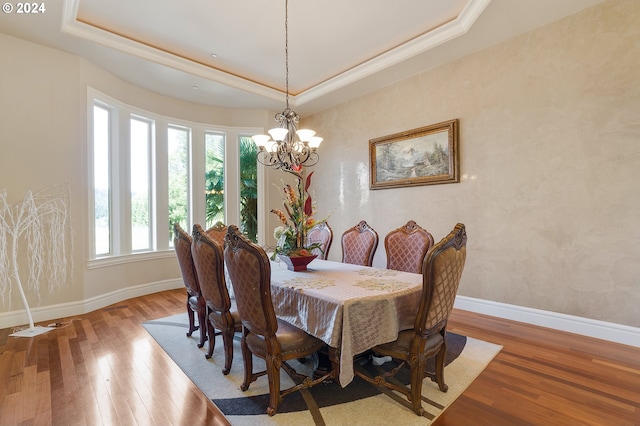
(0, 34, 273, 314)
(1, 1, 637, 329)
(301, 0, 640, 327)
(0, 35, 85, 309)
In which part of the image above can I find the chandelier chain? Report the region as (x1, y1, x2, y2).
(251, 0, 323, 174)
(285, 0, 289, 109)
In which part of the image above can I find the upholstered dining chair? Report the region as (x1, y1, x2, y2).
(205, 221, 227, 247)
(204, 221, 236, 299)
(306, 222, 333, 260)
(223, 225, 334, 416)
(354, 223, 467, 416)
(384, 220, 435, 274)
(172, 222, 207, 348)
(204, 220, 235, 299)
(341, 220, 379, 266)
(191, 224, 241, 374)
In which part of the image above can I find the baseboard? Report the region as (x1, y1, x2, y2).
(3, 285, 638, 348)
(0, 279, 183, 330)
(454, 295, 640, 348)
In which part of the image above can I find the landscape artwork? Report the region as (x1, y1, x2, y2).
(369, 119, 459, 189)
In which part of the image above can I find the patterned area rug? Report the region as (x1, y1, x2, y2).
(143, 313, 501, 425)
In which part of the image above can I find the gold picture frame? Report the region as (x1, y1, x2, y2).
(369, 119, 459, 190)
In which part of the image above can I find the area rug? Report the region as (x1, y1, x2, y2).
(143, 313, 501, 425)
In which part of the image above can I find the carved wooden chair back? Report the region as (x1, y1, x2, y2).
(205, 221, 227, 248)
(223, 225, 332, 416)
(341, 220, 379, 266)
(204, 221, 235, 298)
(224, 225, 276, 337)
(384, 220, 434, 274)
(191, 224, 241, 373)
(172, 222, 207, 347)
(306, 222, 333, 260)
(417, 223, 467, 335)
(354, 223, 467, 416)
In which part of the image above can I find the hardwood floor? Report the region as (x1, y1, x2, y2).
(1, 289, 638, 425)
(443, 310, 639, 425)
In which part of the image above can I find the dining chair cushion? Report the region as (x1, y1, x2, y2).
(208, 306, 241, 329)
(372, 328, 444, 358)
(245, 318, 326, 359)
(187, 295, 200, 312)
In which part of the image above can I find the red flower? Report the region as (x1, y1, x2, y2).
(270, 168, 327, 259)
(304, 171, 314, 216)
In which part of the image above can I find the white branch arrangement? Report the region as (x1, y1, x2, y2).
(0, 183, 73, 337)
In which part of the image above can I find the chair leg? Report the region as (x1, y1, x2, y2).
(410, 358, 427, 416)
(221, 327, 234, 375)
(197, 308, 207, 348)
(205, 319, 216, 359)
(434, 343, 449, 392)
(266, 355, 282, 416)
(186, 300, 197, 337)
(240, 329, 253, 392)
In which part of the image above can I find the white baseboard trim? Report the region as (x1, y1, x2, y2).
(0, 279, 183, 330)
(454, 295, 640, 348)
(3, 285, 638, 348)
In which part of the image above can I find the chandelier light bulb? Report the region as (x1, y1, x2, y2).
(268, 127, 289, 141)
(309, 136, 323, 149)
(251, 134, 271, 148)
(296, 129, 316, 142)
(265, 140, 278, 152)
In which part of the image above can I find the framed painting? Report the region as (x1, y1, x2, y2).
(369, 119, 459, 190)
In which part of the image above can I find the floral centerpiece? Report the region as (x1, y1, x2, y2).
(271, 167, 326, 266)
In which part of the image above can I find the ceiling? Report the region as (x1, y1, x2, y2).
(0, 0, 604, 116)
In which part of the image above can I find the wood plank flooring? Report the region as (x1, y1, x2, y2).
(1, 289, 638, 425)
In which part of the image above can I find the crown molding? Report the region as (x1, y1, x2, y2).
(61, 0, 490, 108)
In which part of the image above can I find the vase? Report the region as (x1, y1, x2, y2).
(278, 254, 317, 271)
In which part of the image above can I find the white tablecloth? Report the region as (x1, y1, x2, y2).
(270, 258, 422, 387)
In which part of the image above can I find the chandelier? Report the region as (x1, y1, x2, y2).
(252, 0, 323, 173)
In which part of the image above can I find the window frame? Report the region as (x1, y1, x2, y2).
(129, 114, 155, 253)
(90, 101, 114, 257)
(87, 87, 264, 267)
(167, 123, 193, 247)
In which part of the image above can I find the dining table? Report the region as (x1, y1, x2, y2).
(269, 258, 423, 387)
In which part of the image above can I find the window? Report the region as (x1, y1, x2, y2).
(130, 116, 153, 251)
(168, 125, 190, 244)
(205, 132, 224, 228)
(239, 136, 258, 242)
(92, 104, 111, 256)
(88, 89, 263, 262)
